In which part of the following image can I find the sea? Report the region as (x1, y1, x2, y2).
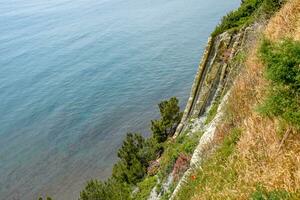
(0, 0, 240, 199)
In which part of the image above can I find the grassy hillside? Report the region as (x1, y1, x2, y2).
(174, 0, 300, 199)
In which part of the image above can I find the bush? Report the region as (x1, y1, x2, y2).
(212, 0, 284, 37)
(260, 0, 283, 15)
(259, 39, 300, 128)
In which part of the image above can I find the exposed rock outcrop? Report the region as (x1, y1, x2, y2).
(173, 29, 245, 138)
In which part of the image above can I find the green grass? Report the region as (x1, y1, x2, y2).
(259, 39, 300, 128)
(250, 185, 298, 200)
(174, 128, 242, 200)
(205, 100, 220, 125)
(133, 176, 157, 200)
(159, 131, 202, 180)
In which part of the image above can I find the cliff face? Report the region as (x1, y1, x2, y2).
(148, 22, 265, 200)
(174, 24, 260, 138)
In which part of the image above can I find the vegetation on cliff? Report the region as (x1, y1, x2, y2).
(212, 0, 283, 37)
(173, 0, 300, 199)
(79, 97, 183, 200)
(151, 97, 183, 143)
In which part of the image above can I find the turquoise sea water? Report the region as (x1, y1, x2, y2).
(0, 0, 240, 199)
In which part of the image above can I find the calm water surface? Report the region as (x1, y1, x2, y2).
(0, 0, 240, 199)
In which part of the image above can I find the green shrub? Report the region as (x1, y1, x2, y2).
(212, 0, 283, 37)
(250, 186, 292, 200)
(259, 39, 300, 128)
(260, 0, 283, 15)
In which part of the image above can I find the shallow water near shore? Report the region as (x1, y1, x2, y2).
(0, 0, 239, 199)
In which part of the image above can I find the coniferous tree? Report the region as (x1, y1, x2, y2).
(151, 97, 182, 143)
(79, 179, 131, 200)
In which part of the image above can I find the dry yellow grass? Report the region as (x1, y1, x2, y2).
(237, 114, 300, 193)
(225, 45, 266, 125)
(265, 0, 300, 41)
(230, 0, 300, 195)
